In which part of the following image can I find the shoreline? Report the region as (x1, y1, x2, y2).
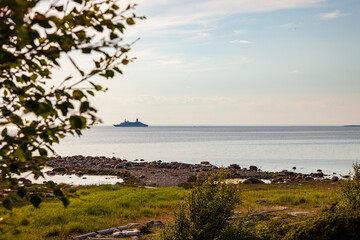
(45, 155, 341, 187)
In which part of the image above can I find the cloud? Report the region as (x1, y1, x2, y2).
(129, 0, 325, 34)
(321, 10, 342, 19)
(230, 40, 253, 44)
(234, 29, 246, 34)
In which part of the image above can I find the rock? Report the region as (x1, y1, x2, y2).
(46, 193, 54, 197)
(255, 201, 266, 204)
(73, 232, 97, 239)
(305, 176, 314, 181)
(311, 172, 324, 178)
(229, 164, 241, 169)
(128, 223, 141, 228)
(97, 228, 117, 235)
(201, 161, 210, 165)
(139, 175, 145, 179)
(249, 165, 258, 171)
(23, 179, 32, 186)
(243, 178, 264, 184)
(117, 225, 129, 231)
(331, 176, 339, 182)
(146, 220, 163, 228)
(53, 167, 66, 172)
(292, 166, 296, 170)
(288, 211, 310, 216)
(113, 229, 141, 238)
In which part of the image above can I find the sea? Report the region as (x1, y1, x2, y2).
(53, 126, 360, 176)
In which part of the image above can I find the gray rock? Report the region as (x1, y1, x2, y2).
(305, 176, 314, 181)
(249, 165, 258, 171)
(243, 178, 264, 184)
(331, 176, 339, 182)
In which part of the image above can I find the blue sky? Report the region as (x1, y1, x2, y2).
(62, 0, 360, 125)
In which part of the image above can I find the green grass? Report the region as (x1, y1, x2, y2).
(0, 185, 187, 240)
(239, 181, 338, 211)
(0, 181, 339, 239)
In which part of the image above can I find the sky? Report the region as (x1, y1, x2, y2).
(57, 0, 360, 126)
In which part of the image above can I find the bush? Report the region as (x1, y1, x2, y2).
(281, 162, 360, 240)
(159, 170, 246, 240)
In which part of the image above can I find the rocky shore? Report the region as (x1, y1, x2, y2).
(46, 155, 339, 187)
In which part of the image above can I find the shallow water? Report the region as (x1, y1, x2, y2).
(53, 126, 360, 175)
(18, 167, 123, 185)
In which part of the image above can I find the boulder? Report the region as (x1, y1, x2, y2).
(304, 176, 314, 181)
(243, 178, 265, 184)
(229, 164, 241, 169)
(146, 220, 163, 228)
(331, 176, 339, 182)
(249, 165, 258, 171)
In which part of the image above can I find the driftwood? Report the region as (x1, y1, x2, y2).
(250, 208, 292, 218)
(229, 208, 292, 220)
(72, 232, 97, 239)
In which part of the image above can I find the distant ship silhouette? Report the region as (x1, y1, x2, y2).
(113, 118, 148, 127)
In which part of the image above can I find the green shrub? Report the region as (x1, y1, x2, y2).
(280, 162, 360, 240)
(159, 170, 246, 240)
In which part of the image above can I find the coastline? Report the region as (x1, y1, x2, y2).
(45, 155, 340, 187)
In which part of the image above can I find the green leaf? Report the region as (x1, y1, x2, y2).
(122, 59, 129, 65)
(30, 195, 42, 208)
(105, 70, 114, 78)
(82, 48, 91, 54)
(94, 25, 104, 32)
(72, 90, 84, 100)
(80, 101, 90, 113)
(69, 115, 87, 129)
(38, 148, 47, 157)
(55, 5, 64, 11)
(87, 90, 95, 96)
(110, 32, 118, 40)
(126, 18, 135, 25)
(14, 148, 26, 161)
(10, 163, 19, 173)
(1, 127, 8, 137)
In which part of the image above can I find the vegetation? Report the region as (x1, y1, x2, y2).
(0, 0, 143, 210)
(159, 170, 245, 240)
(0, 185, 187, 239)
(2, 166, 360, 239)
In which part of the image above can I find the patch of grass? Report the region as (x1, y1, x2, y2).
(0, 181, 339, 239)
(0, 185, 187, 239)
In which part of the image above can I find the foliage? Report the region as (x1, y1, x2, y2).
(337, 162, 360, 210)
(263, 162, 360, 240)
(0, 0, 143, 210)
(159, 170, 243, 240)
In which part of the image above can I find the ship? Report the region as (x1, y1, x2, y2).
(113, 118, 148, 127)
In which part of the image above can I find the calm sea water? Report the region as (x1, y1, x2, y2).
(53, 126, 360, 175)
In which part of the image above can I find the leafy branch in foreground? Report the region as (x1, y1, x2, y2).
(0, 0, 144, 210)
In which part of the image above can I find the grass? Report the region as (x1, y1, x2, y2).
(239, 181, 338, 212)
(0, 185, 187, 239)
(0, 181, 339, 239)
